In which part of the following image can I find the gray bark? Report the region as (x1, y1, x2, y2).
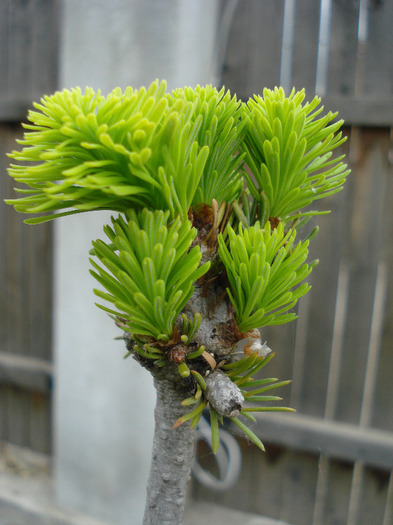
(143, 376, 195, 525)
(132, 275, 248, 523)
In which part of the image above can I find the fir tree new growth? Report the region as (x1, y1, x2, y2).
(5, 80, 349, 522)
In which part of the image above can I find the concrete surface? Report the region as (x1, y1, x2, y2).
(0, 442, 106, 525)
(0, 442, 292, 525)
(55, 2, 221, 523)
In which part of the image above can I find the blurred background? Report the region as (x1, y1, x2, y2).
(0, 1, 392, 524)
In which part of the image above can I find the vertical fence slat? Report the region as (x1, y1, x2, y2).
(349, 463, 392, 525)
(294, 132, 351, 418)
(290, 0, 321, 96)
(221, 0, 285, 97)
(359, 262, 388, 428)
(289, 289, 312, 408)
(0, 0, 58, 454)
(3, 124, 30, 357)
(323, 458, 352, 524)
(324, 262, 350, 420)
(30, 0, 59, 95)
(0, 0, 10, 97)
(372, 129, 393, 435)
(347, 461, 365, 525)
(7, 0, 35, 97)
(200, 3, 393, 524)
(6, 388, 31, 448)
(279, 0, 296, 92)
(29, 392, 51, 453)
(327, 0, 360, 97)
(249, 445, 288, 518)
(383, 472, 393, 525)
(311, 454, 330, 525)
(363, 1, 393, 97)
(278, 451, 319, 524)
(336, 128, 392, 426)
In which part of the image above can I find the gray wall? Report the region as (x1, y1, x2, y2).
(54, 1, 221, 523)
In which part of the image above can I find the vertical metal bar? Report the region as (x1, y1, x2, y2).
(354, 0, 370, 95)
(280, 0, 297, 93)
(315, 0, 332, 96)
(357, 0, 369, 43)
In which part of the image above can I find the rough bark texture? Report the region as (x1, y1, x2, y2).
(143, 376, 195, 525)
(128, 261, 248, 524)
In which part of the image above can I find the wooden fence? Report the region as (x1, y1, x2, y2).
(0, 0, 60, 454)
(192, 1, 393, 524)
(1, 0, 392, 523)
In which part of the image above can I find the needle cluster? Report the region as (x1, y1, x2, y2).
(5, 80, 349, 451)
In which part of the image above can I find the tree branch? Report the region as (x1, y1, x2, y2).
(143, 376, 195, 525)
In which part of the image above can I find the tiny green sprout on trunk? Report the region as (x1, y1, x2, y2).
(5, 80, 349, 524)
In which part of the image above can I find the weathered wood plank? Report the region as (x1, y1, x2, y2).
(327, 0, 360, 97)
(6, 388, 31, 449)
(221, 0, 285, 98)
(336, 128, 392, 426)
(292, 132, 351, 417)
(2, 124, 30, 357)
(290, 0, 321, 97)
(0, 0, 59, 114)
(347, 462, 391, 525)
(322, 97, 393, 127)
(321, 457, 352, 525)
(276, 450, 320, 525)
(30, 0, 60, 95)
(196, 4, 393, 523)
(29, 392, 52, 453)
(221, 1, 393, 126)
(0, 1, 10, 97)
(371, 132, 393, 435)
(0, 387, 7, 442)
(362, 0, 393, 97)
(1, 122, 53, 454)
(194, 439, 392, 525)
(0, 352, 52, 394)
(259, 321, 297, 393)
(227, 413, 393, 470)
(0, 99, 35, 122)
(1, 124, 53, 361)
(7, 0, 35, 99)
